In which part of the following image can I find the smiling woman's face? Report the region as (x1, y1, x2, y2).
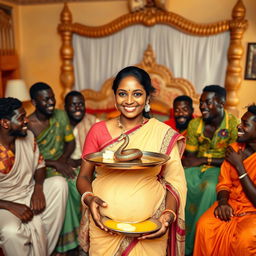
(115, 76, 148, 119)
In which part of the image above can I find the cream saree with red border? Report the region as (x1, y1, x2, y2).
(79, 118, 186, 256)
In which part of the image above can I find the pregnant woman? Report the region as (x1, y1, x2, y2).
(77, 66, 187, 256)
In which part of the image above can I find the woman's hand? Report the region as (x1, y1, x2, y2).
(138, 212, 174, 240)
(87, 195, 110, 232)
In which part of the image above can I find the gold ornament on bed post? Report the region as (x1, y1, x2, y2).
(58, 3, 74, 101)
(225, 0, 248, 117)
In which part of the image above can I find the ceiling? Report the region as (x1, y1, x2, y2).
(4, 0, 124, 5)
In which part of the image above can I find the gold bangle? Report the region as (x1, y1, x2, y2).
(81, 191, 94, 207)
(207, 157, 212, 166)
(161, 209, 177, 222)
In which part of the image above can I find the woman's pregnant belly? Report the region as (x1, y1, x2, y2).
(93, 173, 165, 223)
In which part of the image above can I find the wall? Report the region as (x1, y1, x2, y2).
(7, 0, 256, 116)
(172, 0, 256, 117)
(0, 0, 20, 52)
(18, 1, 127, 113)
(236, 0, 256, 116)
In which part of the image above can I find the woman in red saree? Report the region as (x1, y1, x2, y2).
(77, 66, 187, 256)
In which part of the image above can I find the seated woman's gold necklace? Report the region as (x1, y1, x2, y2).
(117, 116, 146, 134)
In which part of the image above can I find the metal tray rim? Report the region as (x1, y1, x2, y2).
(83, 151, 170, 169)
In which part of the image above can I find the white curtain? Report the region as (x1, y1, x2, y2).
(73, 24, 229, 93)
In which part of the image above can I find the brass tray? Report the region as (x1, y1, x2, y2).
(102, 217, 161, 237)
(84, 151, 170, 169)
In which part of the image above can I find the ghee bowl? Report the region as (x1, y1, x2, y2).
(102, 217, 161, 237)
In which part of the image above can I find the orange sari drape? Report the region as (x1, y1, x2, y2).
(193, 142, 256, 256)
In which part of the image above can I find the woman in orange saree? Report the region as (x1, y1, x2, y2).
(77, 66, 187, 256)
(194, 106, 256, 256)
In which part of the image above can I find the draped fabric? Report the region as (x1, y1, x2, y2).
(0, 131, 68, 256)
(79, 118, 187, 256)
(35, 109, 80, 253)
(184, 111, 238, 255)
(73, 25, 229, 93)
(194, 142, 256, 256)
(71, 113, 98, 160)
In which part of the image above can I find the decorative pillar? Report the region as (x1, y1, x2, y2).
(58, 3, 74, 100)
(225, 0, 248, 116)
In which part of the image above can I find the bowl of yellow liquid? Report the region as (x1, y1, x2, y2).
(102, 217, 161, 237)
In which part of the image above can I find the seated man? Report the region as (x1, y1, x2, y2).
(28, 83, 80, 255)
(164, 95, 194, 136)
(194, 105, 256, 256)
(64, 90, 98, 168)
(182, 85, 238, 255)
(0, 97, 68, 255)
(64, 91, 98, 255)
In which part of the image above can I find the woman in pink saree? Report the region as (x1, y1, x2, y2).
(77, 66, 187, 256)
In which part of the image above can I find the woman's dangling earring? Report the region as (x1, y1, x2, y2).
(144, 102, 151, 112)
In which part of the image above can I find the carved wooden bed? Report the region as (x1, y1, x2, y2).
(79, 44, 200, 121)
(58, 0, 247, 118)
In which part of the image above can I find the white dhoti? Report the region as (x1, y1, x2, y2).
(0, 176, 68, 256)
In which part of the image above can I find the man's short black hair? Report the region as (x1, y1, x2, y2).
(0, 97, 22, 120)
(247, 104, 256, 122)
(173, 95, 193, 109)
(64, 90, 84, 106)
(29, 82, 52, 100)
(203, 85, 226, 101)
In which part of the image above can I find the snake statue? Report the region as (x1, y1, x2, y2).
(114, 134, 143, 162)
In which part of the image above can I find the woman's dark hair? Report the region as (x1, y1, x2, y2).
(112, 66, 155, 118)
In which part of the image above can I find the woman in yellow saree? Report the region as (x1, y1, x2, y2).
(77, 66, 187, 256)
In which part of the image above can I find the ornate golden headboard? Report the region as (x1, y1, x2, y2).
(80, 45, 200, 120)
(58, 0, 248, 116)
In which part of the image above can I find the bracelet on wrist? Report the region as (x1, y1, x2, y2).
(238, 172, 247, 180)
(161, 209, 177, 222)
(81, 191, 94, 207)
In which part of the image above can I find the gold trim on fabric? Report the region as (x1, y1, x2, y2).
(197, 119, 203, 134)
(185, 144, 198, 152)
(164, 180, 186, 256)
(56, 227, 79, 249)
(160, 128, 176, 154)
(113, 236, 135, 256)
(65, 134, 75, 142)
(225, 110, 229, 129)
(78, 207, 90, 252)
